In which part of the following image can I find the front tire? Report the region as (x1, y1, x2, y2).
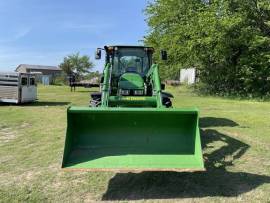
(162, 97, 172, 108)
(90, 97, 101, 107)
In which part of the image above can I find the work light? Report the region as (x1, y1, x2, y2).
(120, 89, 130, 96)
(134, 90, 144, 95)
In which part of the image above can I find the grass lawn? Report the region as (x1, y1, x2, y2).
(0, 85, 270, 202)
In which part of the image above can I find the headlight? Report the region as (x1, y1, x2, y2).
(134, 90, 144, 95)
(120, 89, 130, 96)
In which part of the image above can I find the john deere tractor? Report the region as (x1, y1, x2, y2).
(62, 45, 204, 171)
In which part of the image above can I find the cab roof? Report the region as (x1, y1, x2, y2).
(106, 45, 154, 49)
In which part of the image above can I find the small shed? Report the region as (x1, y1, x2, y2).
(16, 64, 62, 85)
(180, 68, 196, 85)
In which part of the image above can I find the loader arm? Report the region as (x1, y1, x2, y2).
(101, 62, 112, 107)
(146, 64, 163, 108)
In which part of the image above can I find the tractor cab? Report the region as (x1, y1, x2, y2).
(96, 46, 154, 96)
(109, 46, 153, 77)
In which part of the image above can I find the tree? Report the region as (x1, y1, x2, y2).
(59, 53, 94, 77)
(84, 71, 101, 80)
(144, 0, 270, 97)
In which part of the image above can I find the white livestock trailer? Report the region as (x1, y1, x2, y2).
(0, 72, 37, 104)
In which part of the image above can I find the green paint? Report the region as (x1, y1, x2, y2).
(62, 107, 204, 170)
(108, 96, 157, 107)
(118, 73, 144, 90)
(62, 46, 204, 171)
(148, 64, 163, 107)
(101, 62, 111, 107)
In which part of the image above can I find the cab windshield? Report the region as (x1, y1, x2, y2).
(112, 47, 151, 76)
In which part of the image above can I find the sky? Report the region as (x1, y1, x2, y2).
(0, 0, 149, 72)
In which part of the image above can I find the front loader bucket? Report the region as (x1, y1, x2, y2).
(62, 107, 204, 171)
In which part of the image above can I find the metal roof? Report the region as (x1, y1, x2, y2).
(16, 64, 61, 71)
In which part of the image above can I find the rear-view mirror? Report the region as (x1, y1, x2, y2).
(161, 50, 167, 60)
(95, 49, 102, 60)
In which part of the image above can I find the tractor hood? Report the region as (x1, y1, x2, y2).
(118, 73, 144, 90)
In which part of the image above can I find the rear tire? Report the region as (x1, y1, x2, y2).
(90, 92, 102, 107)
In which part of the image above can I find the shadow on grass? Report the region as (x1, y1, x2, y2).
(102, 117, 270, 200)
(0, 101, 70, 107)
(24, 101, 71, 106)
(102, 170, 270, 200)
(200, 117, 239, 128)
(74, 90, 99, 93)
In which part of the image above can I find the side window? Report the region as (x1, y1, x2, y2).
(30, 78, 35, 86)
(21, 77, 28, 86)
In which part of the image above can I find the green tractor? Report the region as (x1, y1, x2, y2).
(62, 45, 204, 171)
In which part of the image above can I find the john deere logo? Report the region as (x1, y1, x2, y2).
(122, 97, 146, 101)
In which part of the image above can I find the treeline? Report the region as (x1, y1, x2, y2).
(144, 0, 270, 97)
(54, 53, 100, 85)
